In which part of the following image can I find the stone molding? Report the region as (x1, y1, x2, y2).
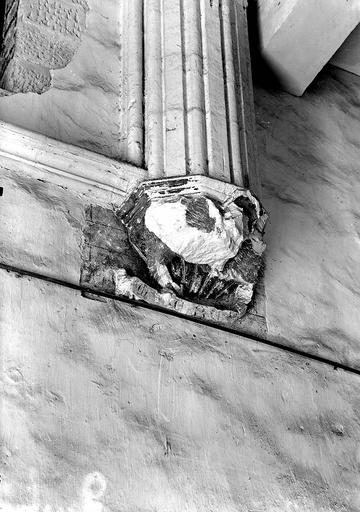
(0, 0, 89, 94)
(0, 119, 267, 334)
(0, 121, 146, 196)
(143, 0, 261, 196)
(0, 1, 260, 196)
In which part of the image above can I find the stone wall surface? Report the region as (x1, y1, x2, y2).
(1, 26, 360, 511)
(0, 0, 88, 94)
(0, 0, 259, 187)
(1, 268, 360, 512)
(2, 63, 360, 369)
(0, 0, 128, 159)
(255, 65, 360, 368)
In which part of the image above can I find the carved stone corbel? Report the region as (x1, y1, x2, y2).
(80, 0, 268, 329)
(114, 175, 267, 318)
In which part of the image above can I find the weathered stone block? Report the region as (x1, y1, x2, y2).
(117, 176, 267, 317)
(0, 0, 87, 93)
(1, 57, 51, 93)
(0, 0, 20, 79)
(257, 0, 360, 95)
(16, 24, 76, 69)
(23, 0, 87, 39)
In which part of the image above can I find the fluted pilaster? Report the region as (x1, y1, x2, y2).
(123, 0, 260, 195)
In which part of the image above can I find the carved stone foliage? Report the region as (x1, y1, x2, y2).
(117, 176, 267, 318)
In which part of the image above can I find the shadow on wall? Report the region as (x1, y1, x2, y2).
(247, 0, 283, 91)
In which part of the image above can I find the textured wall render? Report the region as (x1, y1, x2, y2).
(1, 269, 360, 511)
(1, 65, 360, 369)
(0, 0, 88, 94)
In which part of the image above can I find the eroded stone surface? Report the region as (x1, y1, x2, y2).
(0, 0, 126, 159)
(118, 176, 267, 316)
(0, 0, 89, 94)
(80, 203, 267, 333)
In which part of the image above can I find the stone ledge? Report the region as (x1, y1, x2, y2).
(0, 120, 146, 195)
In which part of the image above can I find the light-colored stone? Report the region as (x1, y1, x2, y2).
(1, 63, 360, 369)
(331, 23, 360, 77)
(257, 0, 360, 95)
(0, 122, 144, 283)
(0, 0, 260, 192)
(256, 66, 360, 368)
(1, 268, 360, 511)
(0, 0, 140, 160)
(0, 121, 145, 195)
(0, 0, 88, 94)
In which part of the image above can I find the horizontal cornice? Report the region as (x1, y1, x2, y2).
(0, 121, 147, 196)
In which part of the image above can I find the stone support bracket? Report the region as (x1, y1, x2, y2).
(115, 175, 267, 319)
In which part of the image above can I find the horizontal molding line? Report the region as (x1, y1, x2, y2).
(0, 121, 147, 196)
(1, 261, 359, 378)
(0, 150, 130, 197)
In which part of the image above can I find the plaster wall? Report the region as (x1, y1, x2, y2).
(0, 0, 131, 160)
(1, 17, 360, 509)
(0, 0, 260, 189)
(1, 269, 360, 511)
(1, 66, 360, 368)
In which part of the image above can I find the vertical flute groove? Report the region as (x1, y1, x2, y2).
(181, 0, 208, 175)
(127, 0, 144, 167)
(220, 0, 244, 186)
(232, 0, 262, 193)
(179, 0, 190, 174)
(199, 0, 211, 177)
(234, 2, 249, 187)
(219, 0, 234, 184)
(144, 0, 165, 177)
(160, 0, 167, 175)
(119, 0, 127, 161)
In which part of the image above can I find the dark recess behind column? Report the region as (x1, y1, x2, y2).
(246, 0, 281, 89)
(0, 0, 6, 52)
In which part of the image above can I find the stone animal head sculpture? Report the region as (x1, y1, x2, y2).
(118, 176, 267, 317)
